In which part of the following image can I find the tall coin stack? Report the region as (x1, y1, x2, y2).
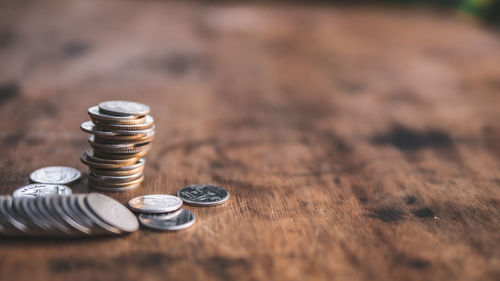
(80, 101, 154, 191)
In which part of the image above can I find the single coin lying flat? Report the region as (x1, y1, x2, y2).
(99, 101, 150, 117)
(128, 194, 183, 213)
(29, 166, 81, 184)
(13, 184, 72, 198)
(88, 106, 145, 123)
(177, 185, 230, 206)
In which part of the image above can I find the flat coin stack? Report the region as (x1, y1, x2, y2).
(0, 193, 138, 237)
(80, 101, 154, 191)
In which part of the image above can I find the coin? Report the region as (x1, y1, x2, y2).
(88, 135, 137, 149)
(63, 195, 102, 235)
(88, 174, 144, 188)
(23, 197, 56, 235)
(88, 171, 143, 183)
(36, 197, 75, 235)
(85, 149, 139, 166)
(139, 209, 195, 231)
(81, 152, 142, 169)
(128, 194, 183, 213)
(145, 208, 183, 220)
(91, 143, 151, 154)
(80, 121, 117, 137)
(1, 196, 29, 235)
(90, 141, 152, 154)
(76, 195, 122, 235)
(88, 106, 145, 124)
(0, 196, 21, 235)
(99, 101, 150, 117)
(11, 197, 42, 235)
(177, 185, 230, 206)
(85, 193, 139, 233)
(97, 115, 154, 131)
(89, 182, 141, 192)
(89, 132, 150, 141)
(13, 184, 72, 198)
(29, 166, 81, 184)
(93, 149, 149, 160)
(93, 131, 154, 144)
(89, 165, 144, 176)
(105, 125, 155, 136)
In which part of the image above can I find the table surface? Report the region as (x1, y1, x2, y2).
(0, 1, 499, 281)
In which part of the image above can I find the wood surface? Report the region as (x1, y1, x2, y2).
(0, 1, 499, 281)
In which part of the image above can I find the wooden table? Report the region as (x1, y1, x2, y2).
(0, 1, 499, 280)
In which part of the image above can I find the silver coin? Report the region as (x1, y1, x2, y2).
(0, 196, 13, 235)
(67, 195, 109, 235)
(88, 135, 136, 149)
(106, 125, 155, 136)
(89, 182, 141, 192)
(0, 196, 25, 235)
(98, 115, 154, 131)
(88, 105, 139, 122)
(88, 170, 144, 183)
(146, 208, 183, 220)
(35, 196, 75, 236)
(80, 120, 117, 137)
(68, 194, 110, 235)
(75, 195, 122, 235)
(50, 195, 92, 236)
(29, 166, 81, 184)
(177, 185, 230, 206)
(139, 209, 195, 231)
(11, 197, 43, 235)
(25, 197, 65, 236)
(85, 193, 139, 233)
(128, 194, 183, 213)
(99, 101, 150, 117)
(13, 184, 72, 198)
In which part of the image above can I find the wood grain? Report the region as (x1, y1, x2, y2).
(0, 1, 499, 281)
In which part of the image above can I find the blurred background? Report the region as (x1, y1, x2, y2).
(0, 0, 499, 176)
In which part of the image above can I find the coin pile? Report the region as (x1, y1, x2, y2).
(80, 101, 154, 191)
(0, 193, 138, 237)
(126, 185, 230, 231)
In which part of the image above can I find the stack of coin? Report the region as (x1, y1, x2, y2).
(0, 193, 138, 237)
(80, 101, 154, 191)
